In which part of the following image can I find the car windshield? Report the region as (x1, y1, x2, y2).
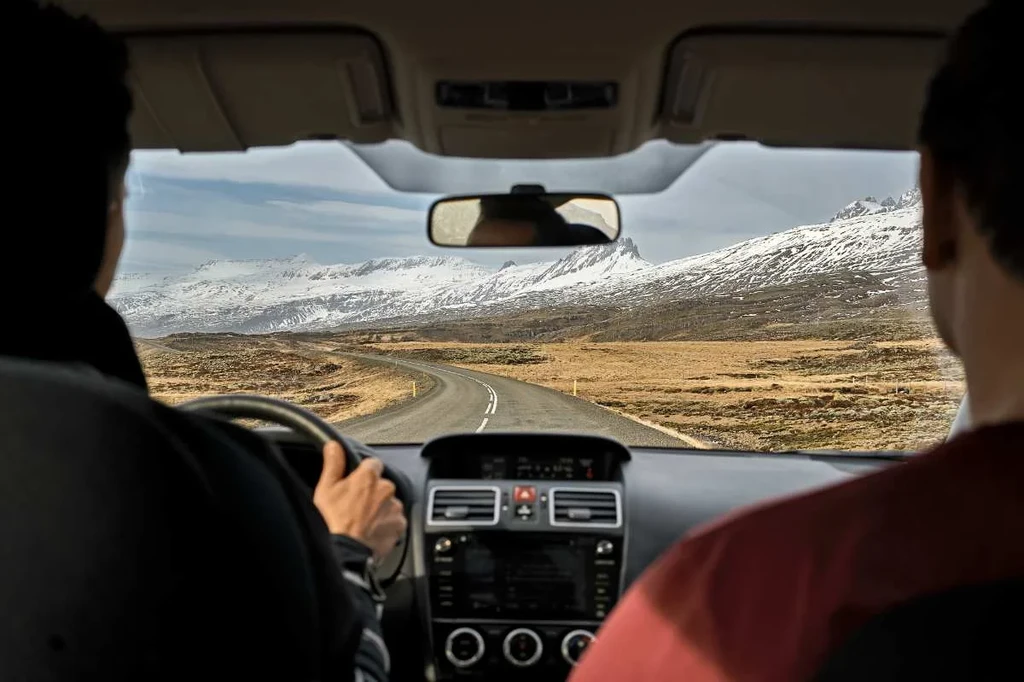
(118, 141, 964, 452)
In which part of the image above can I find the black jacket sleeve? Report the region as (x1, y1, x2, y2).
(170, 411, 390, 681)
(331, 535, 391, 682)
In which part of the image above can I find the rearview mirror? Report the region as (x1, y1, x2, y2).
(429, 192, 620, 247)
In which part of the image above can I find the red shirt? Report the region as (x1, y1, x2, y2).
(570, 422, 1024, 682)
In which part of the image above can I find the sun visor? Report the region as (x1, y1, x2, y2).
(126, 32, 395, 151)
(658, 31, 947, 150)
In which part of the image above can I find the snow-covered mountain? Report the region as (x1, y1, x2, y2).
(111, 190, 924, 336)
(831, 188, 921, 222)
(611, 187, 923, 304)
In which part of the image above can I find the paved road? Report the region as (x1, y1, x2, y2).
(335, 353, 691, 447)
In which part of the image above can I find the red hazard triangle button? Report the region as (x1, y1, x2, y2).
(513, 486, 536, 503)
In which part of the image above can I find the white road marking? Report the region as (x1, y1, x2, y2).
(401, 360, 499, 427)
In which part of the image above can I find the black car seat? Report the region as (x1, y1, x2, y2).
(813, 578, 1024, 681)
(0, 359, 356, 680)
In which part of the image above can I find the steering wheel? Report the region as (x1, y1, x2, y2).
(178, 394, 412, 585)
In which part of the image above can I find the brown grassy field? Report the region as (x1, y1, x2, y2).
(137, 334, 428, 422)
(137, 330, 965, 452)
(364, 339, 965, 451)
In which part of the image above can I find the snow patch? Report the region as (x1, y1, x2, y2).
(111, 190, 926, 335)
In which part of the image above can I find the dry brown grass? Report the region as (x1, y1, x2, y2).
(367, 339, 965, 452)
(137, 331, 965, 451)
(138, 334, 423, 422)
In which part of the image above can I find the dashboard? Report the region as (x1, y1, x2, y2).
(270, 430, 898, 681)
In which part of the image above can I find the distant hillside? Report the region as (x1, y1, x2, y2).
(112, 188, 926, 339)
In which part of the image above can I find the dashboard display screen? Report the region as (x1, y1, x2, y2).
(460, 537, 589, 618)
(478, 454, 597, 480)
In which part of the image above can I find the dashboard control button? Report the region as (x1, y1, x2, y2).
(596, 540, 614, 555)
(434, 537, 453, 554)
(561, 630, 596, 666)
(445, 627, 485, 669)
(503, 628, 543, 667)
(514, 485, 537, 503)
(515, 503, 534, 518)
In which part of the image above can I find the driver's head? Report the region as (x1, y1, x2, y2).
(15, 1, 132, 298)
(468, 195, 570, 246)
(918, 0, 1021, 361)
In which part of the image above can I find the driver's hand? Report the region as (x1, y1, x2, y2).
(313, 441, 407, 560)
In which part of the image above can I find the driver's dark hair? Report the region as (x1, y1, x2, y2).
(478, 195, 570, 246)
(12, 1, 132, 290)
(917, 0, 1022, 281)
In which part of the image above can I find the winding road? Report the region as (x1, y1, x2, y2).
(335, 354, 695, 448)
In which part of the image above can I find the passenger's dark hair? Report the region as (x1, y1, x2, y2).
(11, 1, 132, 291)
(917, 0, 1022, 280)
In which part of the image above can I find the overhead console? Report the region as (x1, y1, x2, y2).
(421, 434, 629, 680)
(436, 81, 618, 112)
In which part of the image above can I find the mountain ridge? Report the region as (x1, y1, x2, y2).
(111, 190, 924, 337)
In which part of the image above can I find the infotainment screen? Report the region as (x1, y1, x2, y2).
(423, 433, 624, 481)
(478, 453, 598, 480)
(458, 536, 590, 618)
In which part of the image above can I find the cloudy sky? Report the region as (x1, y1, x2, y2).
(121, 140, 919, 274)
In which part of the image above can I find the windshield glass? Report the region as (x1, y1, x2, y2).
(118, 141, 964, 452)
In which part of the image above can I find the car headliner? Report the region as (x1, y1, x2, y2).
(56, 0, 980, 168)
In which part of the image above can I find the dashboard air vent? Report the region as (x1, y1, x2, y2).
(550, 488, 622, 528)
(428, 486, 500, 526)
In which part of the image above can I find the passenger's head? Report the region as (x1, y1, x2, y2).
(15, 1, 132, 298)
(918, 1, 1021, 357)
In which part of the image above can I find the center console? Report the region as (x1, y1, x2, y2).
(421, 434, 629, 680)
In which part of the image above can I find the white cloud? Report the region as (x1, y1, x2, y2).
(118, 238, 223, 272)
(128, 142, 391, 193)
(267, 199, 426, 223)
(126, 209, 361, 243)
(120, 142, 922, 273)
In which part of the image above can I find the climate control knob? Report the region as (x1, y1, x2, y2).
(503, 628, 543, 667)
(561, 630, 596, 666)
(445, 627, 485, 669)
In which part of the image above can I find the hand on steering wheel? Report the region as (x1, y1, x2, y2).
(314, 442, 407, 561)
(177, 394, 412, 585)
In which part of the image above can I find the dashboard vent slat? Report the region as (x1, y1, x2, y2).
(428, 486, 500, 526)
(550, 488, 622, 528)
